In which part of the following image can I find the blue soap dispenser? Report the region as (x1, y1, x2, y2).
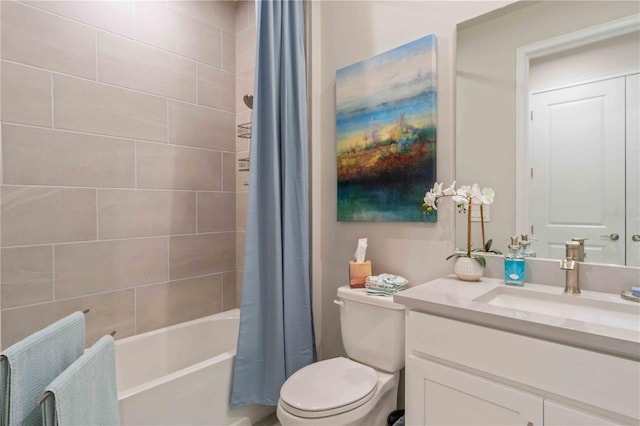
(504, 235, 526, 286)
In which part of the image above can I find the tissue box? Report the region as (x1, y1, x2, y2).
(349, 261, 372, 288)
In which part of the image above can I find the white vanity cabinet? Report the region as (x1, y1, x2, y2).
(405, 311, 640, 426)
(407, 355, 543, 425)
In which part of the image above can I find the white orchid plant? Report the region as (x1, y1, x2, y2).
(423, 181, 500, 267)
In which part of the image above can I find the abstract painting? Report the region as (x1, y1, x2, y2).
(336, 34, 437, 222)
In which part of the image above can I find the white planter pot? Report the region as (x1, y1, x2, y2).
(454, 257, 484, 282)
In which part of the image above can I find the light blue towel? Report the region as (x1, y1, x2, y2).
(365, 273, 409, 296)
(0, 312, 84, 426)
(41, 335, 119, 426)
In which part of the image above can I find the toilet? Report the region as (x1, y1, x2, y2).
(277, 285, 405, 426)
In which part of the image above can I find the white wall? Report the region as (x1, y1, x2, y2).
(313, 0, 511, 360)
(529, 31, 640, 91)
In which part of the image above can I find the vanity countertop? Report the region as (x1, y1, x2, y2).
(394, 276, 640, 361)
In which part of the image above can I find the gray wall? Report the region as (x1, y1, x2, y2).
(0, 0, 242, 348)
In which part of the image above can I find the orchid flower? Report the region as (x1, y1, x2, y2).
(480, 187, 495, 205)
(423, 181, 497, 264)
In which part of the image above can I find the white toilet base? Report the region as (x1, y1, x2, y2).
(276, 369, 399, 426)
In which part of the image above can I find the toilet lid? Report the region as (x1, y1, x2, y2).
(279, 357, 378, 418)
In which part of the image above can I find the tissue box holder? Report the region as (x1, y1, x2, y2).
(349, 261, 372, 288)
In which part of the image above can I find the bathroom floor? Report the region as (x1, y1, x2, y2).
(253, 413, 280, 426)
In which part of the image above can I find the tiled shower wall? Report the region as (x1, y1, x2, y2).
(0, 0, 242, 349)
(234, 0, 255, 295)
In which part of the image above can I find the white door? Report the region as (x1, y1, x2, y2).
(626, 74, 640, 267)
(531, 78, 626, 264)
(406, 355, 543, 426)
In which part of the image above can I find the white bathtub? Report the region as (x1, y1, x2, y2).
(115, 309, 273, 426)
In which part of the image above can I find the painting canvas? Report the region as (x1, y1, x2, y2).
(336, 35, 437, 222)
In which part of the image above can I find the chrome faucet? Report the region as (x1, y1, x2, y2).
(560, 241, 582, 295)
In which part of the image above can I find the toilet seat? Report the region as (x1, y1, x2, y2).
(279, 357, 378, 418)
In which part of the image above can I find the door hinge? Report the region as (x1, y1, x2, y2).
(531, 225, 534, 234)
(530, 168, 533, 178)
(530, 111, 533, 120)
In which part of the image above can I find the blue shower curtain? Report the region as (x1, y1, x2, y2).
(230, 0, 315, 408)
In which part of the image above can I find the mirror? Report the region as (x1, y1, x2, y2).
(455, 1, 640, 267)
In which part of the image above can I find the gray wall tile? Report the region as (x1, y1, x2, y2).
(197, 64, 235, 112)
(168, 101, 234, 151)
(197, 192, 235, 233)
(1, 246, 53, 309)
(2, 124, 135, 187)
(2, 289, 135, 348)
(236, 191, 248, 232)
(236, 231, 245, 271)
(98, 32, 196, 102)
(223, 152, 237, 192)
(1, 61, 52, 127)
(235, 0, 249, 32)
(53, 74, 167, 142)
(55, 238, 168, 299)
(167, 0, 236, 33)
(98, 189, 196, 239)
(24, 1, 135, 39)
(136, 142, 222, 190)
(135, 274, 223, 333)
(1, 187, 97, 246)
(222, 270, 237, 310)
(135, 2, 222, 67)
(223, 32, 236, 73)
(236, 26, 256, 74)
(169, 233, 235, 280)
(0, 0, 239, 345)
(1, 1, 96, 79)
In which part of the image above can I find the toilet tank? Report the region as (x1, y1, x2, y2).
(336, 286, 405, 373)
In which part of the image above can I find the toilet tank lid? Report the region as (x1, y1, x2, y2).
(338, 286, 405, 310)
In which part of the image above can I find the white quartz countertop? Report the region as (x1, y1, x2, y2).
(394, 276, 640, 361)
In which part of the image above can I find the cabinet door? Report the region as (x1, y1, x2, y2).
(406, 355, 543, 426)
(544, 400, 621, 426)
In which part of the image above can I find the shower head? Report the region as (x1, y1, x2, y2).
(243, 94, 253, 110)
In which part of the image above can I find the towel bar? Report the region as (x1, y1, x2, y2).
(35, 390, 52, 407)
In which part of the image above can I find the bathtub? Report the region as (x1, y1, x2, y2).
(115, 309, 273, 425)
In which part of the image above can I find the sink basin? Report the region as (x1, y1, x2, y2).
(474, 287, 640, 332)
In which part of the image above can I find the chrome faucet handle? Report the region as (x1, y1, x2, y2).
(567, 240, 585, 261)
(567, 237, 589, 262)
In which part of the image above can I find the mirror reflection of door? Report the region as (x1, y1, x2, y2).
(627, 74, 640, 267)
(530, 74, 638, 265)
